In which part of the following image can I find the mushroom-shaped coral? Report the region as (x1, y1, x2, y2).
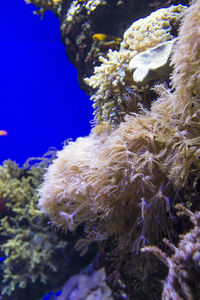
(129, 39, 176, 85)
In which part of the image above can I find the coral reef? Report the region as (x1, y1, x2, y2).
(23, 0, 200, 298)
(25, 0, 156, 91)
(143, 203, 200, 300)
(85, 4, 186, 127)
(59, 0, 155, 91)
(38, 1, 200, 299)
(39, 0, 200, 235)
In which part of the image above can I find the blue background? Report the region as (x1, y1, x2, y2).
(0, 0, 93, 166)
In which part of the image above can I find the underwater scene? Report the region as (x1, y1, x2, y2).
(1, 0, 200, 299)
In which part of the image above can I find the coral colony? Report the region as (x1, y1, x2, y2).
(38, 0, 200, 298)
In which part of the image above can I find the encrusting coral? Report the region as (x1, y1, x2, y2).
(143, 203, 200, 299)
(39, 0, 200, 273)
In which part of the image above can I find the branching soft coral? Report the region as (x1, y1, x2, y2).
(39, 0, 200, 272)
(143, 203, 200, 300)
(0, 157, 67, 296)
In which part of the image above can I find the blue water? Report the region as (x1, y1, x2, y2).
(0, 0, 93, 166)
(0, 256, 6, 263)
(42, 290, 61, 300)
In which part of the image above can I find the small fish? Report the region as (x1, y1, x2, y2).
(92, 33, 122, 44)
(0, 130, 8, 136)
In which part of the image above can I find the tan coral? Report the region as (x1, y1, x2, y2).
(39, 0, 200, 266)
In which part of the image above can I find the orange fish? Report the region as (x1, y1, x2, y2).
(0, 130, 8, 136)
